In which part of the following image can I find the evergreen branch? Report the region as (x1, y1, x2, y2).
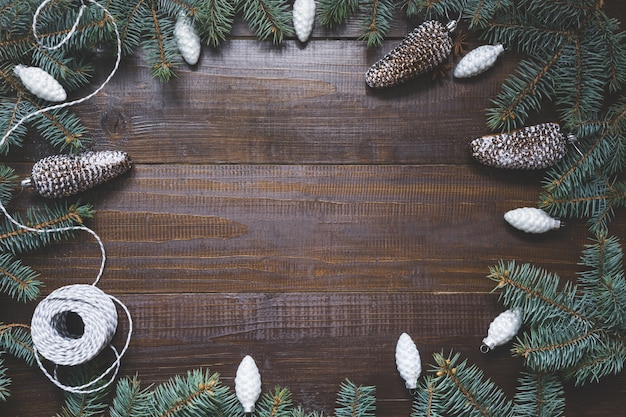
(563, 336, 626, 385)
(410, 375, 446, 417)
(148, 368, 228, 417)
(465, 0, 514, 29)
(511, 371, 565, 417)
(358, 0, 395, 47)
(195, 0, 236, 47)
(488, 261, 590, 328)
(0, 322, 34, 365)
(431, 351, 513, 417)
(512, 323, 602, 371)
(0, 252, 42, 302)
(316, 0, 359, 28)
(334, 379, 376, 417)
(0, 356, 10, 401)
(109, 376, 153, 417)
(0, 202, 94, 255)
(0, 164, 18, 204)
(257, 386, 293, 417)
(401, 0, 465, 20)
(486, 50, 563, 131)
(238, 0, 294, 44)
(145, 2, 179, 81)
(54, 366, 111, 417)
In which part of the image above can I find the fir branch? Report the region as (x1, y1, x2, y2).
(488, 261, 590, 328)
(257, 386, 293, 417)
(512, 371, 565, 417)
(316, 0, 359, 28)
(562, 336, 626, 385)
(401, 0, 465, 20)
(238, 0, 294, 44)
(0, 252, 42, 302)
(109, 376, 153, 417)
(0, 356, 9, 402)
(144, 2, 179, 81)
(430, 351, 513, 417)
(0, 164, 18, 204)
(195, 0, 236, 47)
(0, 322, 34, 365)
(334, 379, 376, 417)
(148, 368, 228, 416)
(358, 0, 395, 47)
(465, 0, 513, 29)
(53, 366, 111, 417)
(410, 375, 446, 417)
(0, 202, 94, 255)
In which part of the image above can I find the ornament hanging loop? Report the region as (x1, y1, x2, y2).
(32, 0, 89, 51)
(480, 343, 491, 354)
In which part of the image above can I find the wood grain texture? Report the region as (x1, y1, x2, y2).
(2, 4, 626, 417)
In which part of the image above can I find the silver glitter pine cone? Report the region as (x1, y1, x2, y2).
(365, 20, 455, 88)
(470, 122, 571, 169)
(22, 151, 132, 198)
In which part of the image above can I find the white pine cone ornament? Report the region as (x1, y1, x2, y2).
(235, 355, 262, 413)
(481, 309, 523, 353)
(504, 207, 562, 234)
(14, 65, 67, 102)
(470, 122, 571, 169)
(395, 333, 421, 390)
(22, 151, 132, 198)
(453, 44, 504, 78)
(366, 20, 456, 88)
(174, 13, 201, 65)
(293, 0, 316, 42)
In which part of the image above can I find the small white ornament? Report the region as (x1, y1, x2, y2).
(293, 0, 316, 42)
(454, 44, 504, 78)
(235, 355, 262, 413)
(504, 207, 562, 234)
(14, 65, 67, 102)
(395, 333, 421, 390)
(174, 13, 201, 65)
(481, 309, 523, 353)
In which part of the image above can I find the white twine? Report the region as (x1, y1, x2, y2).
(0, 0, 122, 151)
(0, 0, 132, 394)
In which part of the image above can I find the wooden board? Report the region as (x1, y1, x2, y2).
(2, 4, 626, 417)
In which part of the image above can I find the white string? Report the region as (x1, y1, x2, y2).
(0, 0, 131, 394)
(0, 0, 122, 151)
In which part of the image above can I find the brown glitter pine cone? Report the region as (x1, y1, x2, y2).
(22, 150, 132, 198)
(365, 20, 455, 88)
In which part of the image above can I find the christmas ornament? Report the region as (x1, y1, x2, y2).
(453, 44, 504, 78)
(21, 151, 132, 198)
(504, 207, 562, 233)
(395, 333, 421, 390)
(365, 20, 456, 88)
(235, 355, 262, 413)
(13, 64, 67, 102)
(174, 13, 201, 65)
(481, 309, 522, 353)
(293, 0, 316, 42)
(470, 122, 572, 169)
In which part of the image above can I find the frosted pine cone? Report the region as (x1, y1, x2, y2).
(504, 207, 561, 233)
(481, 309, 523, 352)
(293, 0, 316, 42)
(174, 13, 201, 65)
(235, 355, 262, 413)
(366, 20, 455, 88)
(470, 123, 571, 169)
(14, 65, 67, 102)
(453, 44, 504, 78)
(395, 333, 421, 390)
(22, 151, 132, 198)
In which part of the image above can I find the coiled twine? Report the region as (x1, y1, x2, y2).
(31, 284, 117, 366)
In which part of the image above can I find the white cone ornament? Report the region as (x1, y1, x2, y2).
(293, 0, 316, 42)
(471, 123, 572, 169)
(395, 333, 421, 390)
(481, 309, 523, 353)
(454, 44, 504, 78)
(174, 13, 201, 65)
(504, 207, 562, 234)
(14, 65, 67, 102)
(235, 355, 262, 413)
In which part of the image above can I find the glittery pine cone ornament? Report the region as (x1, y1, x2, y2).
(470, 123, 572, 169)
(365, 20, 456, 88)
(22, 151, 132, 198)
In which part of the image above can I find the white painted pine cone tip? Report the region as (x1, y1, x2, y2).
(14, 65, 67, 102)
(235, 355, 262, 413)
(293, 0, 316, 42)
(481, 309, 523, 353)
(174, 13, 201, 65)
(504, 207, 562, 234)
(395, 332, 421, 390)
(454, 44, 504, 78)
